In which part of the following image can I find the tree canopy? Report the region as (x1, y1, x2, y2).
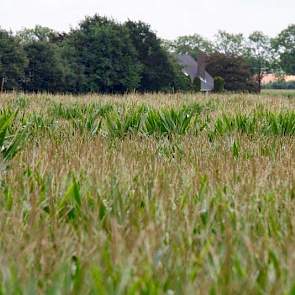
(273, 25, 295, 75)
(214, 31, 246, 56)
(0, 16, 293, 93)
(66, 16, 142, 93)
(166, 34, 214, 58)
(206, 53, 255, 92)
(245, 31, 273, 92)
(0, 29, 27, 90)
(125, 21, 175, 92)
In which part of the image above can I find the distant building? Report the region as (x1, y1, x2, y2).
(176, 54, 214, 91)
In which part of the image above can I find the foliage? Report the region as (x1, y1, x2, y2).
(67, 15, 142, 93)
(125, 21, 175, 92)
(263, 80, 295, 90)
(192, 77, 201, 92)
(211, 111, 295, 137)
(0, 18, 294, 94)
(16, 26, 64, 92)
(0, 29, 27, 90)
(22, 41, 64, 92)
(166, 34, 214, 58)
(206, 53, 256, 92)
(172, 69, 193, 92)
(42, 99, 295, 138)
(17, 25, 57, 44)
(168, 56, 193, 92)
(214, 76, 225, 92)
(273, 25, 295, 75)
(214, 30, 246, 56)
(103, 104, 201, 138)
(245, 31, 273, 92)
(0, 110, 28, 161)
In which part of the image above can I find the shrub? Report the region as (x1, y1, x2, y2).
(172, 65, 193, 92)
(263, 80, 295, 89)
(192, 77, 201, 92)
(214, 76, 224, 92)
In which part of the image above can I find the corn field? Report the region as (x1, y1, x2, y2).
(0, 91, 294, 294)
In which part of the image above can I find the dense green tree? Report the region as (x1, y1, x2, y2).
(56, 38, 86, 93)
(23, 42, 64, 92)
(206, 53, 256, 92)
(273, 25, 295, 75)
(214, 76, 225, 92)
(17, 26, 65, 92)
(125, 21, 175, 92)
(0, 29, 27, 91)
(192, 77, 201, 92)
(67, 15, 142, 93)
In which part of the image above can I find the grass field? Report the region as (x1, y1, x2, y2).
(0, 92, 294, 294)
(262, 89, 295, 99)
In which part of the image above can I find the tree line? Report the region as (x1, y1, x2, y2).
(0, 14, 294, 93)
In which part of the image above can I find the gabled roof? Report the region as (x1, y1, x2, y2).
(176, 54, 199, 80)
(176, 54, 214, 91)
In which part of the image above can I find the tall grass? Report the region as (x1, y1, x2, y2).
(0, 92, 294, 294)
(0, 110, 28, 161)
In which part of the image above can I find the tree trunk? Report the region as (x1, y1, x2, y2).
(1, 77, 4, 93)
(256, 65, 263, 94)
(258, 74, 262, 93)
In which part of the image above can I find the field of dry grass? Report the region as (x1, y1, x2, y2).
(0, 92, 294, 294)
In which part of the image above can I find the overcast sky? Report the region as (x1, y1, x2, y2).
(1, 0, 294, 39)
